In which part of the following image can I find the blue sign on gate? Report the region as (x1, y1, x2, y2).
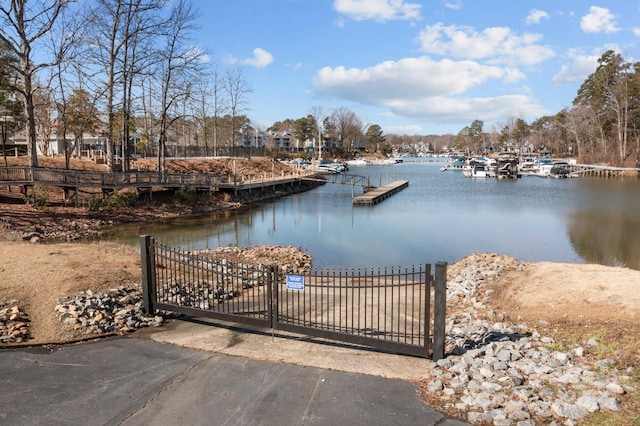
(286, 275, 304, 291)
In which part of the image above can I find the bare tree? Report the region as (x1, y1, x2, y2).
(87, 0, 124, 171)
(210, 64, 228, 155)
(138, 74, 156, 157)
(561, 104, 607, 159)
(153, 0, 202, 173)
(190, 74, 210, 156)
(308, 105, 325, 150)
(32, 84, 55, 156)
(0, 0, 70, 167)
(85, 0, 165, 171)
(46, 8, 85, 170)
(223, 66, 252, 150)
(120, 0, 165, 171)
(328, 107, 363, 151)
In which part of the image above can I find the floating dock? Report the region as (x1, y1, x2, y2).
(352, 180, 408, 205)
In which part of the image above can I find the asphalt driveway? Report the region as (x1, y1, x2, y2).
(0, 336, 468, 425)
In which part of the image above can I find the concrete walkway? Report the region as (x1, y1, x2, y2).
(0, 318, 469, 425)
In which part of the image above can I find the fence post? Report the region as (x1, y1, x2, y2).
(424, 264, 432, 356)
(432, 261, 447, 361)
(268, 265, 278, 331)
(140, 235, 157, 315)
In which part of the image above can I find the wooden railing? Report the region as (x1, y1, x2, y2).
(0, 166, 229, 190)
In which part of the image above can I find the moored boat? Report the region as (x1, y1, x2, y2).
(463, 163, 488, 178)
(494, 153, 519, 179)
(440, 159, 466, 171)
(549, 161, 571, 178)
(345, 158, 367, 166)
(314, 160, 347, 173)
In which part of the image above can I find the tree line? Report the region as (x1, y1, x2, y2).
(452, 50, 640, 166)
(0, 0, 254, 173)
(266, 106, 388, 156)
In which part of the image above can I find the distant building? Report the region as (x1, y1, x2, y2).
(237, 129, 267, 149)
(269, 131, 294, 151)
(9, 129, 108, 156)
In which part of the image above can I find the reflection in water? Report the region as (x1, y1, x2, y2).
(100, 161, 640, 271)
(568, 211, 640, 270)
(101, 208, 262, 249)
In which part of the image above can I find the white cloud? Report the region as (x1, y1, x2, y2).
(313, 56, 508, 103)
(386, 124, 423, 135)
(388, 95, 547, 124)
(241, 48, 274, 68)
(552, 51, 599, 84)
(333, 0, 422, 22)
(552, 45, 622, 85)
(443, 1, 461, 10)
(580, 6, 619, 34)
(503, 68, 526, 84)
(417, 23, 555, 66)
(311, 56, 544, 124)
(634, 27, 640, 37)
(526, 9, 549, 25)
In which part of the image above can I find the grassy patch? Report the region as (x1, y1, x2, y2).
(540, 321, 640, 425)
(24, 182, 48, 208)
(87, 190, 139, 213)
(172, 186, 198, 205)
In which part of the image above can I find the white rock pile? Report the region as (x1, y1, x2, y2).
(427, 253, 635, 425)
(21, 219, 106, 242)
(194, 245, 312, 275)
(55, 285, 164, 336)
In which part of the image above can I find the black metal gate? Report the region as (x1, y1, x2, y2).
(140, 235, 447, 359)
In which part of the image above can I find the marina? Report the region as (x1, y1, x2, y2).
(441, 153, 639, 180)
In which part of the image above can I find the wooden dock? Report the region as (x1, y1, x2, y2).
(352, 180, 408, 205)
(0, 166, 324, 206)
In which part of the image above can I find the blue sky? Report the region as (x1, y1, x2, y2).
(193, 1, 640, 135)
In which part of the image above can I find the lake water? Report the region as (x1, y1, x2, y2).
(102, 160, 640, 271)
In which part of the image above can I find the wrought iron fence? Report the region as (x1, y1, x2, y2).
(140, 235, 447, 359)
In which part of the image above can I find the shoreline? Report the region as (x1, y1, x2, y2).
(1, 180, 322, 243)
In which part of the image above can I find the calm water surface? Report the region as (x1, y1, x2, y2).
(103, 160, 640, 270)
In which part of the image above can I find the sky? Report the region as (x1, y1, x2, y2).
(192, 1, 640, 136)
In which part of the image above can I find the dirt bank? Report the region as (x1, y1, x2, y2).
(0, 240, 315, 344)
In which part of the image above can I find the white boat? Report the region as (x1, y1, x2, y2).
(518, 155, 541, 175)
(549, 161, 571, 178)
(440, 159, 466, 171)
(463, 163, 488, 178)
(313, 160, 346, 173)
(367, 158, 398, 166)
(530, 159, 578, 178)
(345, 158, 367, 166)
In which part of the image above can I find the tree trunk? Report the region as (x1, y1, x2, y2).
(20, 60, 38, 168)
